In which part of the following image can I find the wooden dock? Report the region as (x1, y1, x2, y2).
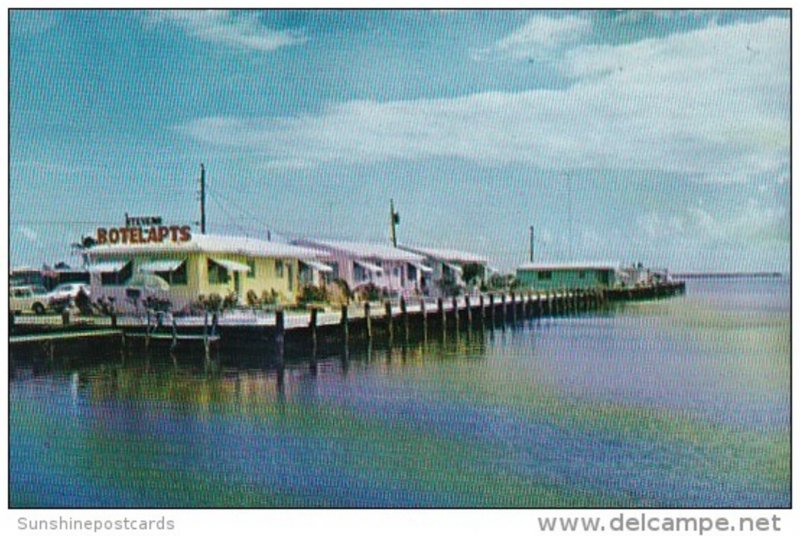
(9, 282, 686, 363)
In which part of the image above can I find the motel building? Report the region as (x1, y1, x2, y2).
(292, 239, 432, 298)
(84, 228, 328, 313)
(398, 245, 489, 293)
(515, 262, 619, 291)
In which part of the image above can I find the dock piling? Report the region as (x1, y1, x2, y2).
(309, 307, 319, 351)
(400, 297, 409, 342)
(364, 302, 372, 339)
(340, 304, 349, 343)
(437, 297, 445, 333)
(275, 308, 285, 366)
(420, 298, 427, 338)
(385, 301, 394, 342)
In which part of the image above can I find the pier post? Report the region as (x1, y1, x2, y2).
(451, 296, 459, 331)
(275, 308, 285, 366)
(479, 294, 485, 326)
(465, 295, 472, 327)
(340, 304, 349, 344)
(111, 311, 117, 328)
(437, 297, 445, 334)
(400, 297, 409, 343)
(510, 292, 517, 323)
(364, 302, 372, 339)
(385, 301, 394, 342)
(309, 307, 319, 351)
(420, 298, 427, 338)
(500, 293, 507, 324)
(489, 293, 496, 326)
(171, 317, 178, 352)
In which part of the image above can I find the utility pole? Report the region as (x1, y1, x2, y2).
(389, 199, 400, 247)
(529, 225, 534, 263)
(199, 163, 206, 234)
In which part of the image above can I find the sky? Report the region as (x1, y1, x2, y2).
(9, 9, 790, 273)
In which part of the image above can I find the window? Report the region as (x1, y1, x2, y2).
(246, 258, 256, 279)
(537, 271, 552, 281)
(207, 259, 229, 284)
(329, 262, 339, 280)
(275, 260, 284, 278)
(101, 261, 132, 286)
(354, 263, 369, 282)
(287, 263, 294, 292)
(407, 264, 417, 281)
(155, 261, 187, 286)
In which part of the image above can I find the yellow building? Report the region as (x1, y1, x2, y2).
(85, 233, 327, 313)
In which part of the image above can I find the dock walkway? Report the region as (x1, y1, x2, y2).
(9, 282, 686, 361)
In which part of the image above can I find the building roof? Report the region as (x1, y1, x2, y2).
(87, 233, 324, 260)
(295, 239, 424, 262)
(517, 261, 620, 271)
(399, 245, 488, 264)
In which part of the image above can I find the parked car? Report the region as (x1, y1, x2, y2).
(47, 283, 90, 302)
(9, 285, 50, 315)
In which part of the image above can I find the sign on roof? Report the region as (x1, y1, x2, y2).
(96, 224, 191, 245)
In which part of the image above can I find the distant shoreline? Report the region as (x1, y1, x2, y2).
(673, 272, 785, 279)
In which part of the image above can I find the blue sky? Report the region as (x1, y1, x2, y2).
(9, 9, 790, 272)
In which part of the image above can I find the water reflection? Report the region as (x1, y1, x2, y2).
(9, 279, 790, 507)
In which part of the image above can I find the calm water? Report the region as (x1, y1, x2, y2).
(10, 279, 790, 507)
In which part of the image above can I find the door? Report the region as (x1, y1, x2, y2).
(234, 271, 241, 296)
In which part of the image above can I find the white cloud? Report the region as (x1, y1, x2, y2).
(641, 199, 787, 247)
(496, 14, 592, 58)
(144, 10, 306, 52)
(178, 16, 788, 184)
(471, 14, 591, 62)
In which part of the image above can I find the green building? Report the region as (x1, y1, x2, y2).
(516, 262, 618, 290)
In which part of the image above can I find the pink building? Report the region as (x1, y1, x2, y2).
(292, 239, 432, 298)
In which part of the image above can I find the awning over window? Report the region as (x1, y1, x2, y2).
(355, 260, 383, 274)
(87, 261, 128, 274)
(209, 257, 251, 273)
(139, 259, 185, 273)
(410, 262, 433, 273)
(302, 260, 334, 273)
(444, 262, 463, 275)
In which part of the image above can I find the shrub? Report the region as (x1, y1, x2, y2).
(206, 293, 223, 311)
(437, 273, 462, 297)
(298, 284, 328, 305)
(261, 289, 279, 306)
(222, 291, 238, 309)
(246, 289, 260, 307)
(328, 279, 353, 306)
(354, 282, 381, 302)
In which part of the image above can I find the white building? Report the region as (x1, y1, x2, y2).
(399, 245, 489, 294)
